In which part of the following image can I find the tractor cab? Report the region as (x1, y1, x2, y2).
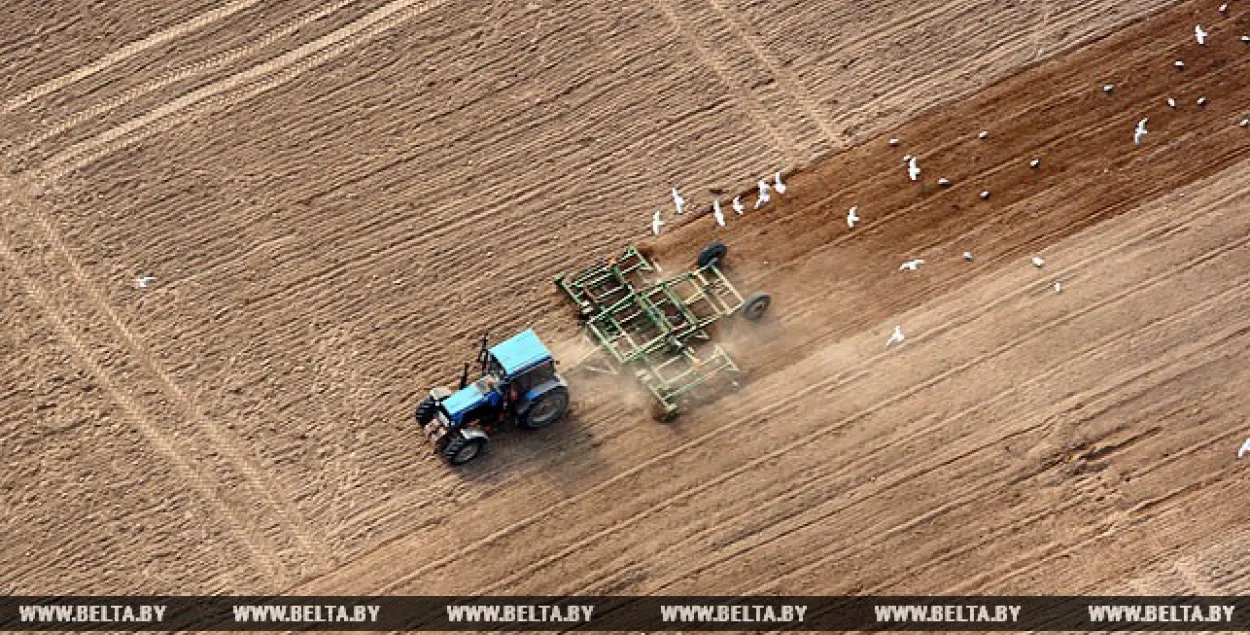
(487, 328, 561, 395)
(439, 329, 557, 423)
(416, 329, 570, 466)
(487, 328, 557, 382)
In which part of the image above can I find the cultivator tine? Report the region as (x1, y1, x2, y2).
(558, 243, 752, 418)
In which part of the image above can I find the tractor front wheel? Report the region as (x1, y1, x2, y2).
(518, 387, 570, 430)
(414, 396, 438, 425)
(441, 432, 487, 466)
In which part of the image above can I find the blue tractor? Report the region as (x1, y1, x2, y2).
(414, 329, 570, 466)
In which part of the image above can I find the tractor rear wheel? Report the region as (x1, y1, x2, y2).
(518, 387, 570, 430)
(414, 396, 438, 425)
(441, 432, 487, 465)
(696, 241, 728, 268)
(741, 292, 772, 321)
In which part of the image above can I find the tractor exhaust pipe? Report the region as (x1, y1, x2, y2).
(459, 363, 470, 389)
(477, 332, 490, 374)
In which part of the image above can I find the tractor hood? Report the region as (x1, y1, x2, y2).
(440, 382, 488, 422)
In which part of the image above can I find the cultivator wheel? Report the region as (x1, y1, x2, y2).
(741, 292, 772, 321)
(696, 241, 727, 268)
(558, 241, 768, 420)
(650, 399, 680, 423)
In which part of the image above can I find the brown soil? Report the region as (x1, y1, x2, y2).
(3, 0, 1247, 600)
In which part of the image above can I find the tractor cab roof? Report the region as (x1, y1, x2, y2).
(489, 329, 553, 378)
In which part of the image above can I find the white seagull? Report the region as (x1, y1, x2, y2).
(732, 196, 745, 215)
(937, 177, 952, 187)
(651, 210, 664, 236)
(899, 258, 925, 272)
(963, 252, 974, 261)
(1134, 117, 1149, 145)
(671, 187, 686, 215)
(1167, 97, 1177, 108)
(134, 275, 156, 290)
(755, 180, 772, 209)
(1103, 84, 1115, 94)
(846, 206, 860, 228)
(1175, 59, 1186, 69)
(978, 130, 989, 140)
(980, 190, 991, 200)
(886, 325, 905, 347)
(773, 171, 787, 194)
(1196, 25, 1208, 45)
(712, 199, 725, 227)
(907, 156, 921, 181)
(1220, 3, 1229, 13)
(1032, 255, 1046, 268)
(1054, 280, 1063, 293)
(1030, 158, 1041, 169)
(1239, 438, 1250, 459)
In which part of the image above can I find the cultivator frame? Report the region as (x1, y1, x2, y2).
(556, 243, 763, 419)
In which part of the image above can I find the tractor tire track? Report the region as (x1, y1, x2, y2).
(19, 0, 363, 155)
(0, 231, 274, 587)
(641, 0, 803, 164)
(691, 0, 840, 147)
(37, 0, 454, 177)
(849, 409, 1204, 598)
(592, 395, 1193, 614)
(928, 408, 1246, 595)
(6, 178, 330, 570)
(2, 0, 268, 114)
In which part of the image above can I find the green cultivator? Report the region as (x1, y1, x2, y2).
(556, 242, 770, 420)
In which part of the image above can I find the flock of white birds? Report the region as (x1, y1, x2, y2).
(879, 17, 1250, 351)
(645, 9, 1250, 456)
(653, 172, 787, 237)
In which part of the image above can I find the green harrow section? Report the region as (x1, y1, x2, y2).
(554, 244, 655, 318)
(633, 342, 741, 419)
(556, 244, 748, 419)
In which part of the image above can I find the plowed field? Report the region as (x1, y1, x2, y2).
(3, 0, 1247, 599)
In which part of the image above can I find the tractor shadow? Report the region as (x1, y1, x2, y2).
(445, 405, 612, 493)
